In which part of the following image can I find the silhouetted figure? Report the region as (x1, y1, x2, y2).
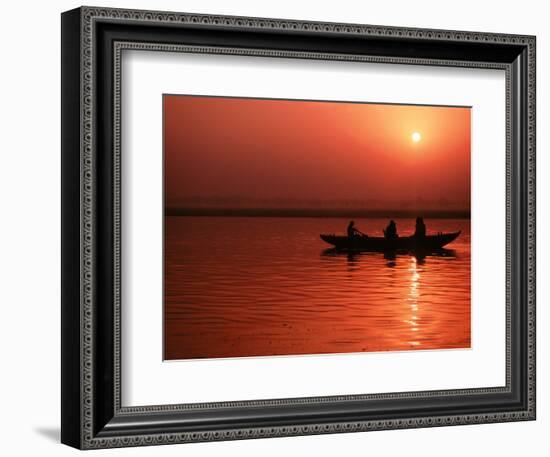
(384, 220, 398, 240)
(347, 220, 362, 238)
(414, 217, 426, 238)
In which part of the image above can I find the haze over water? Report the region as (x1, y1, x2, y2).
(164, 216, 470, 360)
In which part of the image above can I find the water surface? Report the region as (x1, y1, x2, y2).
(164, 217, 470, 360)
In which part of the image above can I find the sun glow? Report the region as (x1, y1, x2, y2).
(411, 131, 422, 143)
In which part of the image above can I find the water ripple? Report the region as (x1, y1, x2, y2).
(164, 217, 471, 360)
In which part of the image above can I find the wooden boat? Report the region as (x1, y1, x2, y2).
(320, 231, 460, 252)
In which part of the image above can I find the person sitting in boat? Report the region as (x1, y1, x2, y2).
(414, 217, 426, 238)
(347, 220, 364, 238)
(384, 220, 398, 240)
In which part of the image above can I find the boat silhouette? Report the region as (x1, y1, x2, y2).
(320, 231, 460, 252)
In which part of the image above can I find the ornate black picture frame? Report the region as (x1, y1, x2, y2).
(61, 6, 536, 449)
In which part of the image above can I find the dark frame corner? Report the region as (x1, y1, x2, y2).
(62, 6, 536, 450)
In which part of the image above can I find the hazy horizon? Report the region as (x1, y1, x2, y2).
(165, 208, 470, 219)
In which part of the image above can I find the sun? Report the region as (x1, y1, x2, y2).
(411, 132, 422, 143)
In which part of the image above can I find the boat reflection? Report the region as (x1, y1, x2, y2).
(321, 247, 457, 267)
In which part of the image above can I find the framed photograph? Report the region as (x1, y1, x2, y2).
(61, 6, 536, 449)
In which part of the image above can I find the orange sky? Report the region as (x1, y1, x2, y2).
(164, 95, 471, 212)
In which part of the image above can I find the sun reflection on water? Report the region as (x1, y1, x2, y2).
(407, 256, 421, 346)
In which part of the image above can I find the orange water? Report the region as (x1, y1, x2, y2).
(164, 217, 470, 360)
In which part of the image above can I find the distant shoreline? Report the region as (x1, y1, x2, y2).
(165, 208, 471, 219)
